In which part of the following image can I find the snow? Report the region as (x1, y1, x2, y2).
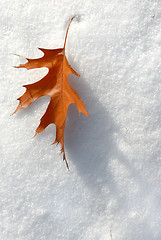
(1, 0, 161, 239)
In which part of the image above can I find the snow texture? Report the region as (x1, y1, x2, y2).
(1, 0, 161, 239)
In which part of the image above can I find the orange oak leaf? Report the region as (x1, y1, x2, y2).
(13, 17, 89, 169)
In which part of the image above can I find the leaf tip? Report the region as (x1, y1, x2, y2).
(33, 132, 38, 138)
(62, 152, 69, 170)
(10, 111, 15, 116)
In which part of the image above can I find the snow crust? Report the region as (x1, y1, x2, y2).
(1, 0, 161, 239)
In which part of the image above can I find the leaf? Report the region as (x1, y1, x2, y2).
(13, 17, 89, 169)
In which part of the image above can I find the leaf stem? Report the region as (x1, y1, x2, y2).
(63, 16, 75, 50)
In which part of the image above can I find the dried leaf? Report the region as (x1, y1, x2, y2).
(13, 17, 89, 169)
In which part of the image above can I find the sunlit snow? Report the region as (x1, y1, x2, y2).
(1, 0, 161, 239)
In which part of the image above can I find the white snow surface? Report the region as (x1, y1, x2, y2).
(1, 0, 161, 239)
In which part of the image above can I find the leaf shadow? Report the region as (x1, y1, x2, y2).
(65, 74, 152, 217)
(65, 75, 121, 207)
